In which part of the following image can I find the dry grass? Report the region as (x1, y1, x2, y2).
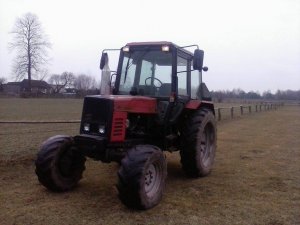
(0, 98, 299, 225)
(0, 123, 79, 162)
(0, 98, 82, 162)
(0, 98, 83, 121)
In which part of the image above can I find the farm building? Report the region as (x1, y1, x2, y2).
(3, 79, 52, 95)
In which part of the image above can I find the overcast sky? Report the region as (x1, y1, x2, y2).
(0, 0, 299, 93)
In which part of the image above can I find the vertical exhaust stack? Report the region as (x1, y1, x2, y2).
(100, 52, 111, 95)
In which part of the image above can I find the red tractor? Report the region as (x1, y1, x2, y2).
(35, 41, 217, 209)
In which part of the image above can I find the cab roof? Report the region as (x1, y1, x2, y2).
(126, 41, 174, 46)
(125, 41, 194, 56)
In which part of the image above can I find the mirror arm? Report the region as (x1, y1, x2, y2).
(199, 70, 202, 84)
(102, 48, 120, 53)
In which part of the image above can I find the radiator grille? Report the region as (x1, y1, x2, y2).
(110, 112, 127, 142)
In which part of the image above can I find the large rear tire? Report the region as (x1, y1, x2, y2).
(117, 145, 167, 209)
(180, 108, 217, 177)
(35, 135, 86, 192)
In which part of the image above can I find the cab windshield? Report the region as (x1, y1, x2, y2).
(118, 50, 172, 97)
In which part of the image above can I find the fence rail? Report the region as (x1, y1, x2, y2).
(215, 102, 284, 121)
(0, 103, 285, 124)
(0, 120, 80, 124)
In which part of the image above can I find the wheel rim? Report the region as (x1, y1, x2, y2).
(144, 162, 162, 198)
(200, 122, 215, 167)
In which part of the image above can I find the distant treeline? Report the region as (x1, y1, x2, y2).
(211, 89, 300, 102)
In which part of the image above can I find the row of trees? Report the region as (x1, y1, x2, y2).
(48, 72, 97, 93)
(211, 89, 300, 102)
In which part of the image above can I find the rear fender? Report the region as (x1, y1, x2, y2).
(185, 100, 215, 115)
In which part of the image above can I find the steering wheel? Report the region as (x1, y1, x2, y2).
(144, 77, 163, 88)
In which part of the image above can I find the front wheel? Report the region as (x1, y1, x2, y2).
(35, 135, 86, 192)
(117, 145, 167, 210)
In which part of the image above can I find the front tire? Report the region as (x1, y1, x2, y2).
(35, 135, 86, 192)
(117, 145, 167, 210)
(180, 108, 217, 177)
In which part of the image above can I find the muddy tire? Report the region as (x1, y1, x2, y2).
(35, 135, 86, 192)
(180, 108, 217, 177)
(117, 145, 167, 210)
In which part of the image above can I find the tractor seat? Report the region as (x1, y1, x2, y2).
(129, 85, 157, 96)
(158, 83, 171, 96)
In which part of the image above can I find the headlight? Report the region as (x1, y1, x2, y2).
(122, 46, 130, 52)
(99, 125, 105, 134)
(83, 123, 90, 132)
(161, 45, 169, 52)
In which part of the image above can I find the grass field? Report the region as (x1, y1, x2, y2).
(0, 98, 299, 225)
(0, 98, 83, 121)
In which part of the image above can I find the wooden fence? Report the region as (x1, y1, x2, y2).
(215, 102, 284, 121)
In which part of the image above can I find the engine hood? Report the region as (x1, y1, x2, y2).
(89, 95, 157, 114)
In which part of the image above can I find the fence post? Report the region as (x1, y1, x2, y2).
(259, 104, 262, 111)
(231, 107, 234, 119)
(218, 108, 221, 121)
(249, 106, 251, 113)
(255, 105, 258, 112)
(240, 105, 243, 115)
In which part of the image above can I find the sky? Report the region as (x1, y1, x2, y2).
(0, 0, 299, 93)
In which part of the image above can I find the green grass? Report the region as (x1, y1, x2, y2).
(0, 98, 299, 225)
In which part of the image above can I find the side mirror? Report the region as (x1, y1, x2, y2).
(100, 52, 108, 70)
(193, 49, 204, 70)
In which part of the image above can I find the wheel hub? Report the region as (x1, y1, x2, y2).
(200, 123, 214, 167)
(144, 164, 158, 196)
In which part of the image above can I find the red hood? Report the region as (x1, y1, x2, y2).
(104, 95, 157, 114)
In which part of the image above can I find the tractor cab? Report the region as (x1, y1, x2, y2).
(100, 42, 213, 124)
(101, 42, 210, 101)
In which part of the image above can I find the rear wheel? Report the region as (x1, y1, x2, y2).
(117, 145, 167, 209)
(35, 135, 86, 192)
(180, 108, 217, 177)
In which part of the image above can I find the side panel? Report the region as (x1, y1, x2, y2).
(110, 111, 127, 142)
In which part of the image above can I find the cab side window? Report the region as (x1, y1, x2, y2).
(191, 62, 200, 99)
(177, 56, 188, 96)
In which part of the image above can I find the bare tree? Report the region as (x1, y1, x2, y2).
(36, 69, 49, 81)
(0, 77, 6, 92)
(9, 12, 51, 92)
(0, 77, 6, 85)
(48, 72, 75, 94)
(74, 74, 96, 91)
